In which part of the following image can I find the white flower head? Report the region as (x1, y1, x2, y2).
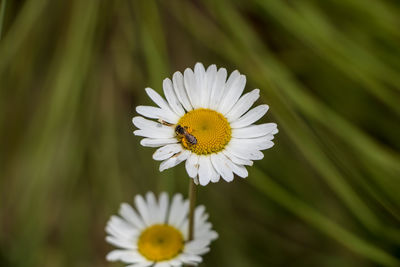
(105, 192, 218, 267)
(133, 63, 278, 186)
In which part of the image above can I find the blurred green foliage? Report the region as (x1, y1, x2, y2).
(1, 0, 400, 266)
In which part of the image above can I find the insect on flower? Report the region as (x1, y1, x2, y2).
(175, 125, 198, 146)
(158, 119, 198, 146)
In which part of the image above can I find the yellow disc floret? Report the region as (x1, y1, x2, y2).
(138, 224, 184, 261)
(177, 108, 231, 155)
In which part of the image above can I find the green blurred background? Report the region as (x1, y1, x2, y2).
(1, 0, 400, 266)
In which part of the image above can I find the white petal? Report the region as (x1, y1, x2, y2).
(132, 116, 174, 134)
(232, 123, 277, 138)
(153, 144, 183, 161)
(230, 137, 274, 151)
(106, 250, 129, 262)
(106, 250, 147, 263)
(230, 105, 269, 128)
(178, 253, 202, 264)
(159, 150, 191, 172)
(145, 88, 178, 118)
(203, 64, 217, 108)
(168, 193, 185, 226)
(127, 263, 153, 267)
(154, 262, 171, 267)
(184, 239, 210, 252)
(209, 68, 227, 110)
(185, 153, 199, 178)
(140, 138, 178, 147)
(105, 225, 134, 242)
(145, 192, 158, 224)
(226, 89, 260, 122)
(210, 153, 234, 182)
(169, 259, 183, 266)
(194, 205, 206, 222)
(106, 236, 136, 250)
(222, 149, 253, 166)
(187, 247, 210, 255)
(136, 106, 178, 124)
(227, 161, 248, 178)
(134, 195, 151, 226)
(172, 71, 193, 112)
(194, 63, 207, 107)
(163, 78, 185, 117)
(174, 200, 189, 229)
(119, 203, 146, 229)
(209, 161, 220, 183)
(133, 129, 174, 139)
(132, 116, 160, 130)
(184, 68, 200, 109)
(216, 70, 240, 112)
(219, 75, 246, 115)
(226, 143, 264, 160)
(158, 192, 169, 223)
(106, 216, 138, 239)
(198, 156, 213, 186)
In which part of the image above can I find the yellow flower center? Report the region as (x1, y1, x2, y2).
(138, 224, 184, 261)
(177, 108, 231, 155)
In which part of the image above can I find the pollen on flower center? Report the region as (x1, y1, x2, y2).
(138, 224, 184, 261)
(177, 108, 231, 155)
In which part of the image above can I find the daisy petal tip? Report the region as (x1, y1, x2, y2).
(195, 62, 205, 68)
(172, 70, 183, 79)
(144, 87, 154, 94)
(199, 179, 210, 186)
(262, 104, 270, 112)
(162, 77, 172, 87)
(135, 105, 144, 113)
(207, 64, 217, 71)
(132, 116, 144, 127)
(105, 251, 118, 262)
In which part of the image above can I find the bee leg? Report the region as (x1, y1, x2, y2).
(158, 119, 174, 126)
(181, 138, 188, 148)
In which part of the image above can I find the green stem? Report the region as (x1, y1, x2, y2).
(0, 0, 7, 40)
(188, 178, 197, 241)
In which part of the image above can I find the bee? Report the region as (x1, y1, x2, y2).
(158, 120, 197, 146)
(175, 125, 197, 145)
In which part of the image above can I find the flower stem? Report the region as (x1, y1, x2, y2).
(188, 178, 197, 241)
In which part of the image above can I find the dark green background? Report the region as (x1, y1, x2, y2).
(1, 0, 400, 266)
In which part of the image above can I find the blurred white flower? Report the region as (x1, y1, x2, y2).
(133, 63, 278, 185)
(105, 192, 218, 267)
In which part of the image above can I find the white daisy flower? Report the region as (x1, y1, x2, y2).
(105, 192, 218, 267)
(133, 63, 278, 186)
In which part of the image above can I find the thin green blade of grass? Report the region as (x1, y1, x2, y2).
(0, 0, 47, 73)
(6, 0, 99, 265)
(251, 0, 400, 114)
(250, 168, 400, 267)
(326, 0, 400, 39)
(0, 0, 7, 40)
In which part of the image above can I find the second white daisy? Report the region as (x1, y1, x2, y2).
(106, 192, 218, 267)
(133, 63, 278, 185)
